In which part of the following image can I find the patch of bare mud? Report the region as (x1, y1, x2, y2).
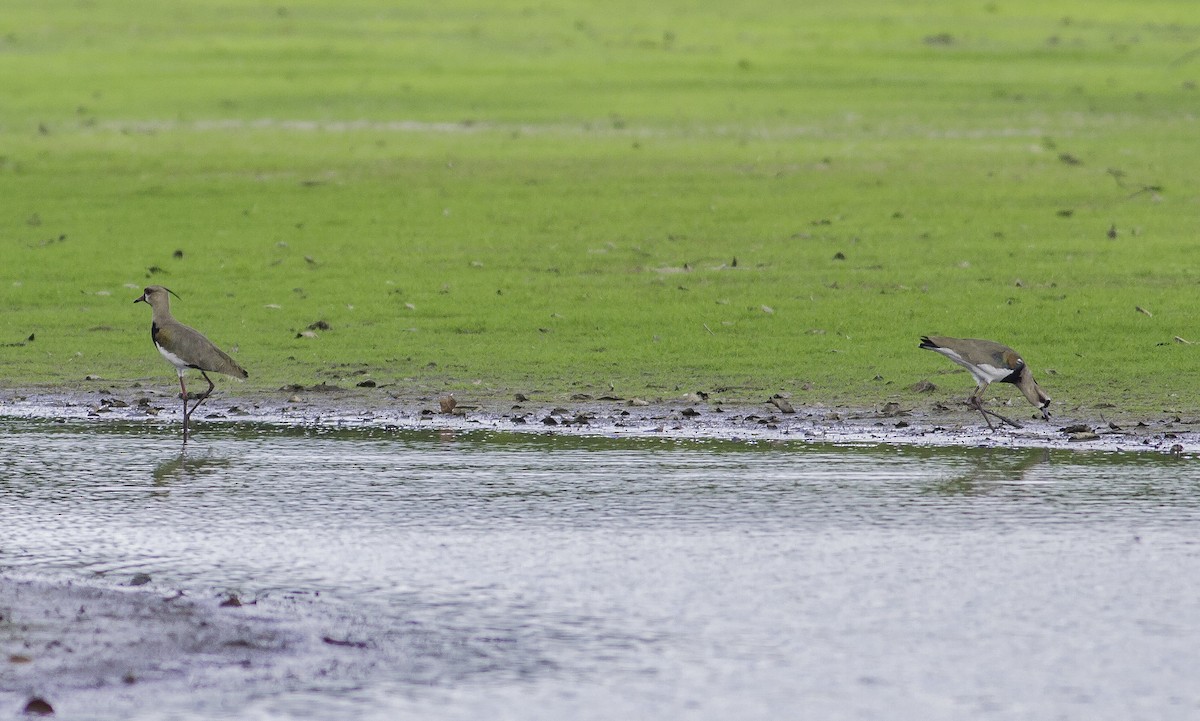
(0, 385, 1193, 455)
(0, 571, 563, 719)
(0, 576, 311, 717)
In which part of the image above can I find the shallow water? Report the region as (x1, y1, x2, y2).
(3, 419, 1200, 720)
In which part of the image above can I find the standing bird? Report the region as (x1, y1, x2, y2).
(135, 286, 248, 442)
(919, 335, 1050, 429)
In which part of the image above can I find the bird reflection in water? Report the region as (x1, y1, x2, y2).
(926, 448, 1051, 496)
(152, 451, 233, 487)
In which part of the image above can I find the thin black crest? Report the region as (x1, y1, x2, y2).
(148, 286, 182, 301)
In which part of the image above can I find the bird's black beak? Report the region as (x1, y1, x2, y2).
(134, 294, 146, 304)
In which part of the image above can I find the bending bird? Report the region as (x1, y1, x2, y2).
(919, 335, 1050, 429)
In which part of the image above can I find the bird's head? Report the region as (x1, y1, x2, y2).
(134, 285, 180, 307)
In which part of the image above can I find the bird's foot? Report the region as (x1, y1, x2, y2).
(968, 397, 1023, 430)
(982, 408, 1023, 429)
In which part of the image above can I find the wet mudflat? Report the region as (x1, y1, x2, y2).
(3, 418, 1200, 720)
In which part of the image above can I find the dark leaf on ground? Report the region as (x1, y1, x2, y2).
(322, 636, 368, 649)
(23, 697, 54, 716)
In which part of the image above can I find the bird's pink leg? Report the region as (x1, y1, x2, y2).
(179, 374, 190, 443)
(969, 395, 996, 431)
(969, 386, 1023, 430)
(186, 372, 217, 421)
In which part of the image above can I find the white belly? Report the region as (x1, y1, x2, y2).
(156, 343, 193, 372)
(967, 362, 1015, 385)
(933, 347, 1013, 385)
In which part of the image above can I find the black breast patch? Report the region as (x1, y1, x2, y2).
(1002, 361, 1025, 384)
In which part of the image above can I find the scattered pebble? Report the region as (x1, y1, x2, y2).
(768, 396, 796, 414)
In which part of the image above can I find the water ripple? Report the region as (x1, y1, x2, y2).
(3, 419, 1200, 720)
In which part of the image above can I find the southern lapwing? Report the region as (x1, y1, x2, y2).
(135, 285, 247, 442)
(919, 335, 1050, 429)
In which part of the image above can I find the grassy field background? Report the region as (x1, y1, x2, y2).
(1, 0, 1198, 412)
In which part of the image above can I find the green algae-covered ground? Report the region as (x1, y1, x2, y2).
(2, 1, 1198, 413)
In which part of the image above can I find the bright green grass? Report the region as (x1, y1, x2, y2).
(2, 0, 1199, 412)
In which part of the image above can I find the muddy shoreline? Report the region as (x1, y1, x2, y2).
(0, 384, 1194, 454)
